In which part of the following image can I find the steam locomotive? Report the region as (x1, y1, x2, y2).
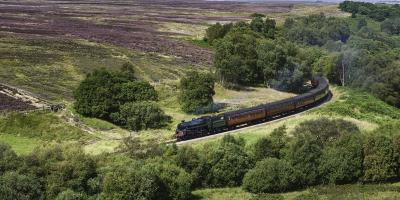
(176, 77, 330, 141)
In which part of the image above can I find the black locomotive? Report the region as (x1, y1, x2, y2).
(176, 77, 330, 141)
